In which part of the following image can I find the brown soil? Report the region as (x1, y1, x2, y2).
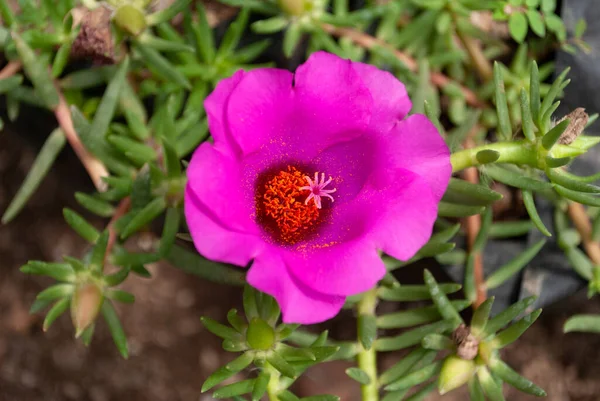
(2, 129, 600, 401)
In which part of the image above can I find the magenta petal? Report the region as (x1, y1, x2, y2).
(285, 240, 386, 296)
(186, 142, 257, 233)
(226, 68, 295, 155)
(370, 168, 439, 261)
(184, 188, 264, 265)
(352, 61, 411, 131)
(247, 250, 345, 324)
(387, 114, 452, 202)
(294, 51, 372, 146)
(204, 70, 244, 152)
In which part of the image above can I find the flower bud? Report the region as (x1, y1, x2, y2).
(277, 0, 308, 16)
(114, 5, 147, 36)
(71, 282, 104, 338)
(438, 355, 477, 395)
(246, 318, 275, 350)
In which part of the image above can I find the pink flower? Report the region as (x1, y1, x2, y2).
(185, 52, 451, 324)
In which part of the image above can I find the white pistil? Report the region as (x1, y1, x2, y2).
(299, 172, 337, 209)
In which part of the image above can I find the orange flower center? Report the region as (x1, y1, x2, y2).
(259, 166, 320, 244)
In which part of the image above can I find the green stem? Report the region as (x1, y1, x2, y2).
(266, 362, 281, 401)
(451, 141, 537, 173)
(357, 288, 379, 401)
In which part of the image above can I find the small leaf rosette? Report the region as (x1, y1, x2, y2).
(185, 51, 451, 323)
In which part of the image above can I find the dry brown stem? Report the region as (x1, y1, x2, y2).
(54, 94, 109, 191)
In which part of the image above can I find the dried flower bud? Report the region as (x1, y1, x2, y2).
(71, 6, 114, 64)
(246, 318, 275, 350)
(114, 5, 147, 36)
(557, 108, 589, 145)
(452, 324, 479, 360)
(438, 355, 477, 395)
(71, 282, 104, 337)
(277, 0, 308, 16)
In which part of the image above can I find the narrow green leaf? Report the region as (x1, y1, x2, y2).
(473, 207, 493, 251)
(90, 230, 109, 270)
(103, 267, 130, 287)
(542, 119, 570, 150)
(191, 3, 216, 63)
(120, 197, 166, 239)
(213, 379, 255, 399)
(376, 320, 455, 351)
(21, 261, 75, 282)
(278, 390, 300, 401)
(43, 297, 70, 331)
(530, 62, 541, 124)
(422, 333, 454, 350)
(469, 376, 485, 401)
(202, 366, 236, 392)
(157, 207, 180, 256)
(485, 239, 546, 289)
(539, 68, 570, 126)
(520, 88, 536, 142)
(106, 289, 135, 304)
(107, 135, 157, 165)
(477, 367, 505, 401)
(252, 16, 288, 33)
(283, 23, 302, 58)
(146, 0, 192, 25)
(489, 358, 546, 396)
(226, 352, 254, 372)
(89, 57, 130, 140)
(565, 247, 593, 280)
(52, 41, 72, 78)
(484, 296, 536, 336)
(267, 351, 297, 378)
(63, 208, 100, 243)
(443, 178, 503, 206)
(564, 314, 600, 333)
(0, 75, 23, 93)
(489, 221, 534, 238)
(201, 317, 241, 340)
(545, 156, 571, 168)
(485, 164, 553, 192)
(12, 33, 59, 108)
(384, 361, 442, 391)
(377, 300, 470, 329)
(438, 202, 484, 217)
(555, 186, 600, 207)
(101, 300, 128, 358)
(218, 8, 249, 57)
(252, 371, 271, 400)
(380, 348, 433, 385)
(346, 367, 371, 385)
(378, 284, 461, 302)
(522, 190, 552, 236)
(547, 168, 600, 193)
(494, 62, 512, 139)
(0, 0, 15, 26)
(301, 396, 340, 401)
(133, 42, 191, 89)
(75, 192, 114, 217)
(424, 270, 463, 326)
(37, 283, 73, 301)
(471, 297, 495, 336)
(2, 128, 66, 223)
(493, 309, 542, 348)
(166, 244, 246, 286)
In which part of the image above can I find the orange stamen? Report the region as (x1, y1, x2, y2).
(260, 166, 319, 244)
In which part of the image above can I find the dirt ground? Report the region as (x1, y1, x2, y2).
(2, 127, 600, 401)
